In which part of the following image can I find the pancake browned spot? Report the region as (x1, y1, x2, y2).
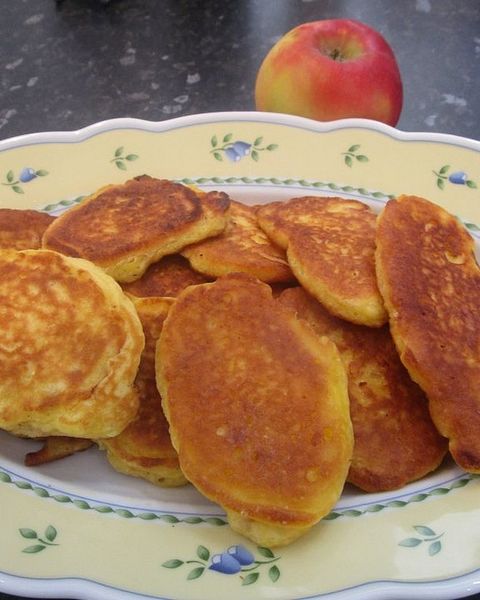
(42, 176, 230, 282)
(181, 200, 293, 283)
(99, 296, 187, 487)
(121, 255, 211, 298)
(0, 249, 144, 439)
(0, 208, 54, 250)
(257, 196, 387, 326)
(156, 273, 352, 547)
(278, 286, 448, 492)
(375, 195, 480, 473)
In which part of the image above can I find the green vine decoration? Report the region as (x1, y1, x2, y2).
(38, 178, 480, 236)
(0, 469, 226, 524)
(41, 195, 86, 213)
(324, 474, 479, 520)
(175, 176, 393, 201)
(0, 469, 477, 523)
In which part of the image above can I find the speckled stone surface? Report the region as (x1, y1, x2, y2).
(0, 1, 479, 599)
(0, 0, 479, 142)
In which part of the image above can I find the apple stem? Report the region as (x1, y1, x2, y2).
(329, 48, 342, 61)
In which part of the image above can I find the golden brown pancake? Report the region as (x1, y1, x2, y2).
(0, 249, 144, 439)
(99, 296, 186, 487)
(0, 208, 54, 250)
(376, 195, 480, 473)
(257, 197, 387, 326)
(181, 200, 293, 283)
(42, 176, 230, 282)
(278, 286, 448, 492)
(0, 209, 99, 466)
(121, 254, 210, 298)
(157, 273, 353, 547)
(24, 437, 93, 466)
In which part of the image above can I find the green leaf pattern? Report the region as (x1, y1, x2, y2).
(399, 525, 444, 555)
(111, 146, 139, 170)
(19, 525, 59, 553)
(342, 144, 369, 167)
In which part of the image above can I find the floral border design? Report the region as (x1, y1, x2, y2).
(325, 474, 478, 520)
(2, 167, 48, 194)
(209, 134, 278, 162)
(176, 176, 392, 200)
(433, 165, 477, 190)
(40, 177, 394, 215)
(39, 177, 479, 235)
(163, 544, 281, 586)
(0, 469, 477, 524)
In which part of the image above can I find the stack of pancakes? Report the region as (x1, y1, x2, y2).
(0, 177, 478, 548)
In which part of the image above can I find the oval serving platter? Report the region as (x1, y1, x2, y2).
(0, 112, 479, 600)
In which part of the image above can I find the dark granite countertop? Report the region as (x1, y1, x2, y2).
(0, 0, 479, 142)
(0, 1, 479, 599)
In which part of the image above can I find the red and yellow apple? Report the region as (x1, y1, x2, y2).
(255, 19, 403, 126)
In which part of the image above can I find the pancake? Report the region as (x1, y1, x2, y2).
(24, 436, 93, 466)
(278, 286, 448, 492)
(0, 208, 54, 250)
(0, 249, 144, 439)
(0, 209, 95, 465)
(181, 200, 293, 282)
(42, 175, 230, 282)
(376, 195, 480, 473)
(156, 273, 353, 546)
(99, 296, 187, 487)
(257, 197, 387, 326)
(121, 254, 210, 298)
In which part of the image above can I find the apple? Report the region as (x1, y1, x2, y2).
(255, 19, 403, 126)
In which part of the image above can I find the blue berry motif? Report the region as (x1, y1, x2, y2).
(209, 552, 242, 574)
(448, 171, 468, 185)
(19, 167, 37, 183)
(433, 165, 477, 190)
(210, 133, 278, 162)
(224, 146, 242, 162)
(162, 543, 280, 585)
(227, 544, 255, 565)
(2, 167, 48, 194)
(231, 141, 252, 157)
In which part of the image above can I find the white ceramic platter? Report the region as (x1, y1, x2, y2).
(0, 112, 479, 600)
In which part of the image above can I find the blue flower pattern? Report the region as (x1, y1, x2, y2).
(163, 543, 280, 586)
(209, 545, 255, 573)
(433, 165, 477, 189)
(210, 133, 278, 162)
(2, 166, 48, 194)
